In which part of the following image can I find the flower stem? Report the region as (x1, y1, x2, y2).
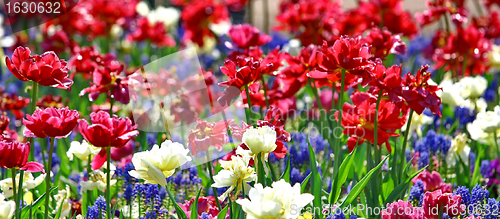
(256, 153, 266, 186)
(369, 90, 383, 208)
(106, 147, 111, 219)
(44, 137, 55, 219)
(261, 78, 270, 109)
(399, 110, 414, 181)
(206, 153, 222, 210)
(11, 169, 18, 219)
(244, 84, 253, 125)
(332, 69, 346, 182)
(494, 131, 500, 162)
(29, 82, 38, 163)
(16, 170, 24, 219)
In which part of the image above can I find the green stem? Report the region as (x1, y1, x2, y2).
(16, 170, 24, 219)
(106, 147, 111, 219)
(333, 69, 346, 181)
(494, 131, 500, 161)
(206, 153, 222, 211)
(400, 110, 414, 182)
(256, 153, 266, 186)
(11, 169, 18, 219)
(29, 82, 38, 163)
(261, 78, 270, 109)
(369, 90, 383, 207)
(44, 137, 55, 219)
(244, 84, 253, 125)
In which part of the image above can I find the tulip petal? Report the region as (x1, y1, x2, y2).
(91, 149, 108, 170)
(21, 162, 45, 173)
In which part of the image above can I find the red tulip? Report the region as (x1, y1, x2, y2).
(335, 91, 407, 152)
(228, 24, 271, 50)
(5, 47, 73, 89)
(36, 94, 67, 109)
(79, 65, 133, 105)
(110, 141, 134, 161)
(412, 170, 452, 193)
(309, 37, 375, 87)
(382, 200, 424, 219)
(126, 17, 176, 47)
(23, 107, 79, 139)
(363, 27, 406, 60)
(188, 119, 233, 156)
(422, 190, 463, 219)
(78, 111, 139, 170)
(0, 140, 44, 173)
(401, 65, 442, 116)
(0, 92, 30, 119)
(181, 0, 228, 47)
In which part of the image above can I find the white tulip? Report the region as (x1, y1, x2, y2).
(212, 154, 256, 200)
(446, 133, 471, 167)
(0, 172, 46, 198)
(438, 77, 465, 106)
(66, 140, 100, 161)
(242, 126, 277, 157)
(0, 193, 15, 219)
(81, 164, 116, 192)
(457, 76, 488, 99)
(402, 112, 433, 137)
(53, 185, 71, 218)
(236, 179, 314, 219)
(129, 140, 192, 187)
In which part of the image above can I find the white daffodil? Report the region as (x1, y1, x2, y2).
(129, 140, 192, 187)
(473, 106, 500, 133)
(467, 120, 494, 145)
(0, 172, 46, 199)
(212, 154, 256, 201)
(236, 179, 314, 219)
(438, 77, 465, 106)
(402, 112, 434, 137)
(456, 76, 488, 99)
(52, 185, 71, 218)
(446, 133, 471, 167)
(136, 1, 180, 28)
(489, 45, 500, 71)
(66, 140, 100, 161)
(0, 193, 15, 219)
(81, 164, 116, 192)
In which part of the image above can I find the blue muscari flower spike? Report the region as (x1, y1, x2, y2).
(454, 186, 471, 207)
(405, 149, 412, 162)
(471, 184, 489, 205)
(470, 152, 476, 173)
(455, 106, 476, 126)
(409, 180, 425, 203)
(418, 152, 429, 170)
(483, 198, 499, 219)
(349, 216, 358, 219)
(200, 212, 211, 219)
(146, 133, 157, 146)
(326, 209, 345, 219)
(437, 134, 451, 156)
(425, 130, 439, 154)
(481, 160, 492, 178)
(483, 74, 498, 103)
(87, 196, 107, 219)
(123, 184, 133, 203)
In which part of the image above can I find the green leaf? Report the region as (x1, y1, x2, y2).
(190, 188, 203, 219)
(384, 166, 427, 205)
(280, 155, 291, 183)
(308, 141, 323, 219)
(218, 205, 229, 219)
(165, 185, 188, 219)
(340, 156, 389, 208)
(20, 187, 57, 218)
(329, 147, 357, 204)
(301, 173, 312, 193)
